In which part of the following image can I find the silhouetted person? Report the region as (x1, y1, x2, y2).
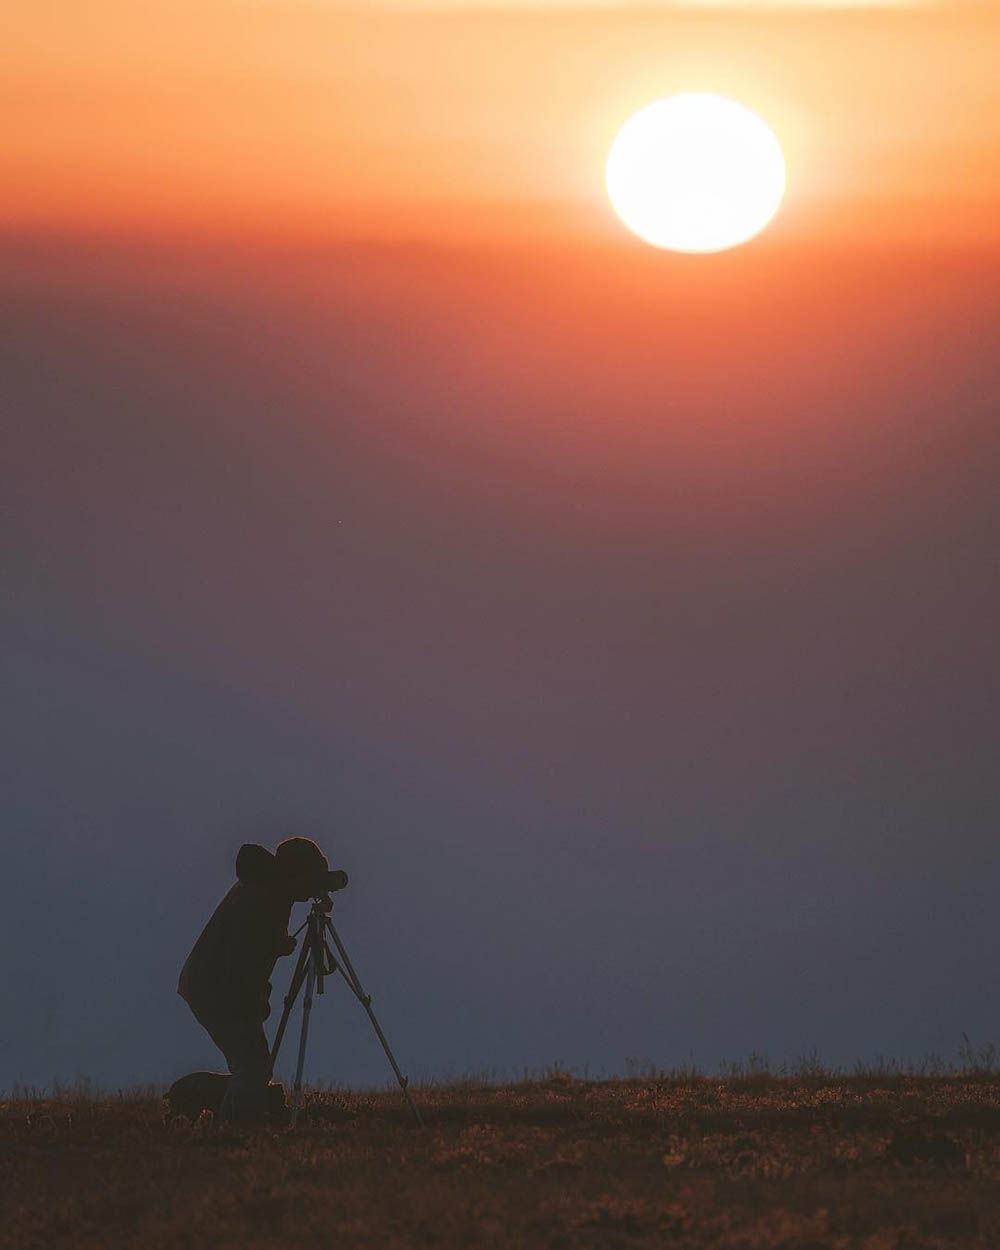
(178, 837, 332, 1123)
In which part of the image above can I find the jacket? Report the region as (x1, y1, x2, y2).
(178, 843, 293, 1022)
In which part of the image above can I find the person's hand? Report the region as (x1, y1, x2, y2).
(276, 935, 297, 956)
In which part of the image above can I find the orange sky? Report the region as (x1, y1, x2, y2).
(3, 1, 999, 245)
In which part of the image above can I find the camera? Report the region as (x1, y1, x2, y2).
(313, 869, 349, 906)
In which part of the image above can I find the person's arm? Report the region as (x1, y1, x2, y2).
(222, 894, 291, 1018)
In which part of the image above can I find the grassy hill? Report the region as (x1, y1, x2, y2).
(5, 1072, 1000, 1248)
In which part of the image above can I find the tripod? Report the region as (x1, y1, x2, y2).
(269, 894, 423, 1128)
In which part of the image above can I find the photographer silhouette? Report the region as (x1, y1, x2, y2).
(178, 837, 337, 1123)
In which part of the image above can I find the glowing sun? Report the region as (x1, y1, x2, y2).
(606, 94, 786, 253)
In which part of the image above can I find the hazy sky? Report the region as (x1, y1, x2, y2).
(4, 1, 999, 241)
(2, 0, 998, 1090)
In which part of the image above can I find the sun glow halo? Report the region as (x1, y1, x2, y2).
(606, 94, 787, 253)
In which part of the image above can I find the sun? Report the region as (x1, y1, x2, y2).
(605, 94, 786, 253)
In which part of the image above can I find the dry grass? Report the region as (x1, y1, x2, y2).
(5, 1074, 1000, 1248)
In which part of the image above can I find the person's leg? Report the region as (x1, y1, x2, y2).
(199, 1014, 272, 1123)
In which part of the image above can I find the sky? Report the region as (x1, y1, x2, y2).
(2, 0, 999, 1089)
(4, 1, 1000, 242)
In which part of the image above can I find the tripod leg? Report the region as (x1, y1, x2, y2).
(269, 937, 312, 1075)
(324, 918, 424, 1128)
(289, 951, 318, 1128)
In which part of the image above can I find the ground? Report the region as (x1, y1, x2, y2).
(5, 1075, 1000, 1248)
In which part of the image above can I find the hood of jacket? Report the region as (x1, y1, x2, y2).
(235, 842, 277, 883)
